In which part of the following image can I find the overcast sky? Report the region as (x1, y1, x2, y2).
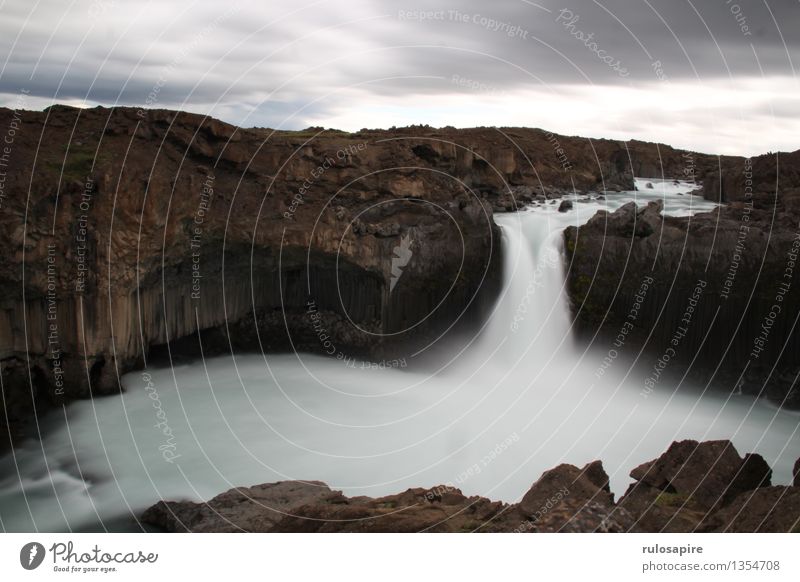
(1, 0, 798, 155)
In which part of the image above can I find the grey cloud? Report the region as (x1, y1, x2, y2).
(0, 0, 797, 134)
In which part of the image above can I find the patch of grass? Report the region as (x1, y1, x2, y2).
(47, 147, 100, 182)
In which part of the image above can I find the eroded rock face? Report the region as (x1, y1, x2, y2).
(564, 188, 800, 408)
(141, 440, 795, 533)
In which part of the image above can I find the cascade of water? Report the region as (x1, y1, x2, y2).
(2, 185, 797, 533)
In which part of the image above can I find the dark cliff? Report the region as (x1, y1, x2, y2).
(564, 149, 800, 406)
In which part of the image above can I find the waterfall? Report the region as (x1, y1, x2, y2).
(2, 184, 798, 533)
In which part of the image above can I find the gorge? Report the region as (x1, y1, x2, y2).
(1, 106, 799, 533)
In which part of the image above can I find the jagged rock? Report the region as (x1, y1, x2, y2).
(519, 462, 613, 517)
(735, 453, 773, 491)
(625, 440, 770, 510)
(619, 440, 775, 532)
(582, 460, 612, 493)
(502, 461, 626, 532)
(141, 481, 337, 532)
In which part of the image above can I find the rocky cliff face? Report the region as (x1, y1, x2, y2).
(0, 104, 746, 444)
(141, 440, 800, 532)
(702, 149, 800, 205)
(564, 155, 800, 406)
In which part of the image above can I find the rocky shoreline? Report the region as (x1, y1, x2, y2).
(141, 440, 800, 533)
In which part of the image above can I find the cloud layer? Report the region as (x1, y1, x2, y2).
(1, 0, 798, 154)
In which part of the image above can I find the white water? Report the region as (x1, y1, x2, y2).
(2, 180, 798, 532)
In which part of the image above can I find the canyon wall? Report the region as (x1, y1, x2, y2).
(564, 151, 800, 406)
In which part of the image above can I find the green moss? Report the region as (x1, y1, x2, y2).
(655, 491, 689, 507)
(47, 146, 101, 181)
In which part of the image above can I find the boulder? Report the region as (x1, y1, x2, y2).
(624, 440, 770, 511)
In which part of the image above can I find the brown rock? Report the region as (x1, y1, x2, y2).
(582, 459, 612, 493)
(733, 453, 772, 492)
(700, 486, 800, 532)
(273, 486, 508, 533)
(624, 440, 769, 510)
(140, 481, 337, 532)
(513, 461, 620, 531)
(617, 479, 711, 533)
(140, 442, 797, 533)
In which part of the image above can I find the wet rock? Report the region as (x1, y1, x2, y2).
(794, 457, 800, 487)
(558, 200, 573, 212)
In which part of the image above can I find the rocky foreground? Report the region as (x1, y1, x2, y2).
(141, 440, 800, 533)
